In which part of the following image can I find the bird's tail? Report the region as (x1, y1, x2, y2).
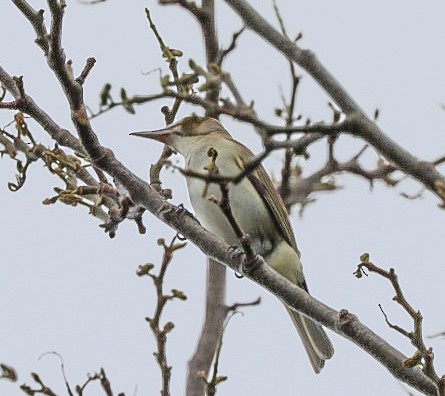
(285, 306, 334, 373)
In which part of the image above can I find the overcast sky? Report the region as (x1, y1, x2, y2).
(2, 1, 445, 395)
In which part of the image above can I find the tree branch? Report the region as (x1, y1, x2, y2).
(222, 0, 445, 204)
(186, 259, 226, 396)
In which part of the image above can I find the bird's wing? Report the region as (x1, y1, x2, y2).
(232, 140, 300, 256)
(249, 164, 300, 255)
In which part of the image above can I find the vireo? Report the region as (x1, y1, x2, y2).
(132, 116, 334, 372)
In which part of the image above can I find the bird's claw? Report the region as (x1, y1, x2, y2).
(228, 245, 246, 277)
(243, 253, 262, 274)
(176, 203, 200, 224)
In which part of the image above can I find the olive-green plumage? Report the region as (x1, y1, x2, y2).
(131, 116, 334, 372)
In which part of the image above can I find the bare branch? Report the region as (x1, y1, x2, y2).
(75, 57, 96, 85)
(75, 367, 121, 396)
(217, 26, 246, 65)
(0, 66, 85, 153)
(38, 352, 74, 396)
(187, 260, 226, 396)
(354, 255, 445, 394)
(223, 0, 445, 205)
(10, 0, 49, 53)
(137, 235, 187, 396)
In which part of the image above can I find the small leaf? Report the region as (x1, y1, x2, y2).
(120, 87, 135, 114)
(0, 364, 17, 382)
(171, 289, 187, 301)
(100, 83, 112, 106)
(160, 75, 170, 88)
(169, 48, 183, 57)
(274, 108, 283, 117)
(163, 321, 175, 333)
(137, 263, 155, 276)
(215, 376, 228, 385)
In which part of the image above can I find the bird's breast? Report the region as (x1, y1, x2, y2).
(185, 150, 276, 256)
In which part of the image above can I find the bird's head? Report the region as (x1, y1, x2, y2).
(130, 116, 231, 155)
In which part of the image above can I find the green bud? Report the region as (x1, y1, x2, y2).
(163, 321, 175, 333)
(170, 49, 183, 57)
(171, 289, 187, 300)
(137, 263, 155, 276)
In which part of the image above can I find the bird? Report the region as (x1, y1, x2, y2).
(131, 115, 334, 372)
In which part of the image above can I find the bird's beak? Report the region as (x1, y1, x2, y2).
(130, 124, 179, 144)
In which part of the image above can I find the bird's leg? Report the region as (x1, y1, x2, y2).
(227, 244, 245, 277)
(174, 203, 200, 241)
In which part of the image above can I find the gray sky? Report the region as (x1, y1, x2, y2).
(2, 1, 445, 395)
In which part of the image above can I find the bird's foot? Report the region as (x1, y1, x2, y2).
(158, 203, 200, 235)
(173, 203, 201, 224)
(228, 244, 246, 278)
(243, 253, 263, 275)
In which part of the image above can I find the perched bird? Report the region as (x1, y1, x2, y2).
(131, 116, 334, 372)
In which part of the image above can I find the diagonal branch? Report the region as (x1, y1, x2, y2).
(0, 66, 84, 153)
(222, 0, 445, 204)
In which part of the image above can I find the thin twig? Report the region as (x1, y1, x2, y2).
(354, 254, 442, 389)
(223, 0, 445, 205)
(137, 234, 187, 396)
